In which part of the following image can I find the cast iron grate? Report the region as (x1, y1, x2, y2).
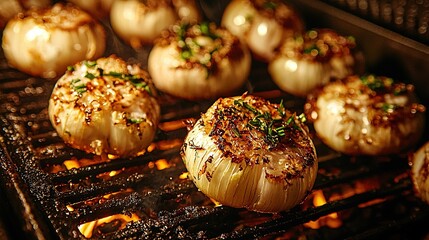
(1, 49, 429, 240)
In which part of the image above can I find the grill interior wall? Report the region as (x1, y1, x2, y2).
(1, 1, 429, 239)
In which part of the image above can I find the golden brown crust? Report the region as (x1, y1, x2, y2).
(305, 75, 426, 128)
(50, 55, 157, 126)
(154, 22, 245, 72)
(277, 28, 356, 62)
(193, 94, 316, 182)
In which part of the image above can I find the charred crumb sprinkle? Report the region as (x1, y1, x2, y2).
(281, 29, 356, 62)
(155, 22, 244, 73)
(306, 75, 426, 127)
(202, 95, 314, 167)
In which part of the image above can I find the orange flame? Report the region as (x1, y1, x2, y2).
(304, 190, 342, 229)
(78, 213, 140, 238)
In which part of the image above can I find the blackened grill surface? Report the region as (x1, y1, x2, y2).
(1, 1, 429, 240)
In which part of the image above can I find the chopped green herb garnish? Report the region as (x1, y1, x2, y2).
(381, 103, 396, 113)
(181, 50, 192, 60)
(234, 100, 305, 147)
(232, 127, 241, 137)
(84, 60, 97, 68)
(128, 118, 144, 124)
(199, 22, 219, 39)
(70, 78, 87, 94)
(67, 65, 75, 71)
(85, 72, 97, 80)
(277, 99, 285, 117)
(303, 44, 321, 55)
(360, 75, 393, 92)
(263, 1, 277, 9)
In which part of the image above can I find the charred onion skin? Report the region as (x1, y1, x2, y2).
(221, 0, 303, 62)
(268, 29, 360, 97)
(410, 141, 429, 205)
(305, 75, 426, 156)
(110, 0, 202, 48)
(181, 94, 317, 213)
(48, 55, 160, 157)
(148, 22, 251, 100)
(2, 3, 106, 79)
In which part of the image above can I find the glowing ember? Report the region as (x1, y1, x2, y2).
(304, 190, 342, 229)
(155, 139, 183, 150)
(158, 119, 187, 131)
(179, 172, 189, 180)
(148, 159, 172, 170)
(155, 159, 171, 170)
(63, 159, 80, 170)
(78, 213, 140, 238)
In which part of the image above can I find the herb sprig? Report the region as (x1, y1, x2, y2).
(176, 22, 221, 77)
(67, 61, 152, 95)
(234, 99, 305, 146)
(70, 78, 87, 95)
(360, 75, 393, 92)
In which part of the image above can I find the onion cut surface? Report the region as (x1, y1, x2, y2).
(221, 0, 303, 62)
(148, 22, 251, 100)
(411, 141, 429, 205)
(268, 29, 359, 97)
(181, 94, 318, 213)
(110, 0, 201, 48)
(2, 3, 106, 78)
(48, 55, 160, 157)
(305, 75, 426, 156)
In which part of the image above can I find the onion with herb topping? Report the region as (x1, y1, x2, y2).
(268, 29, 360, 97)
(181, 94, 318, 213)
(410, 141, 429, 205)
(110, 0, 202, 48)
(148, 22, 251, 100)
(1, 3, 106, 79)
(48, 55, 160, 157)
(221, 0, 303, 62)
(305, 75, 426, 156)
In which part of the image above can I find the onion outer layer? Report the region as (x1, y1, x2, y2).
(411, 141, 429, 205)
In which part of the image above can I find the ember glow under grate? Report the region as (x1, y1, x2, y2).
(1, 1, 429, 240)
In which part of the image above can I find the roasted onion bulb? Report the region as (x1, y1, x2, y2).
(148, 22, 251, 100)
(110, 0, 202, 48)
(221, 0, 303, 62)
(2, 3, 106, 78)
(268, 29, 359, 97)
(181, 94, 318, 213)
(48, 55, 160, 157)
(410, 141, 429, 205)
(305, 75, 426, 156)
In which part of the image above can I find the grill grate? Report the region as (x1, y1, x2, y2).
(322, 0, 429, 45)
(1, 52, 429, 240)
(1, 2, 429, 240)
